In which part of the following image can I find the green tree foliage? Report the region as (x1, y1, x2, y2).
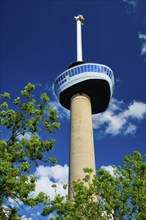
(42, 151, 146, 220)
(0, 83, 60, 219)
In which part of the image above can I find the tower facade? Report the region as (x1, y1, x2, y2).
(54, 15, 114, 196)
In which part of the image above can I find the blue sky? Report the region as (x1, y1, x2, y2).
(1, 0, 146, 219)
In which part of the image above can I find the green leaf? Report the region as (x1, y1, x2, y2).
(49, 157, 57, 165)
(41, 93, 50, 102)
(2, 92, 10, 99)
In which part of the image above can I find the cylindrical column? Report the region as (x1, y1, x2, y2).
(76, 19, 83, 61)
(69, 93, 96, 197)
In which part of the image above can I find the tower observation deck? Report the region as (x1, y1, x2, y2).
(54, 15, 115, 197)
(54, 62, 114, 114)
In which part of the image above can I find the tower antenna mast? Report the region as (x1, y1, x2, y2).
(74, 15, 84, 62)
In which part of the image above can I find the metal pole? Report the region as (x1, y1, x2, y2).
(74, 15, 84, 61)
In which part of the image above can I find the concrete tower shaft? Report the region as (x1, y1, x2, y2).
(69, 94, 96, 195)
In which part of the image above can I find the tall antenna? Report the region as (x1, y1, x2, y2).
(74, 15, 84, 62)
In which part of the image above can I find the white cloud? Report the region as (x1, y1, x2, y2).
(141, 42, 146, 56)
(49, 99, 70, 120)
(122, 101, 146, 119)
(123, 3, 145, 58)
(139, 32, 146, 40)
(101, 165, 116, 177)
(138, 32, 146, 57)
(1, 206, 32, 220)
(35, 83, 42, 88)
(21, 216, 32, 220)
(45, 81, 53, 92)
(123, 0, 139, 13)
(47, 84, 70, 120)
(36, 164, 68, 183)
(8, 197, 23, 208)
(33, 164, 69, 200)
(93, 98, 146, 137)
(124, 123, 137, 135)
(116, 77, 122, 83)
(123, 0, 138, 8)
(17, 132, 32, 141)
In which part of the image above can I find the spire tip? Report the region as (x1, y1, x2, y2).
(74, 15, 85, 23)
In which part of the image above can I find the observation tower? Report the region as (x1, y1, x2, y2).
(54, 15, 114, 196)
